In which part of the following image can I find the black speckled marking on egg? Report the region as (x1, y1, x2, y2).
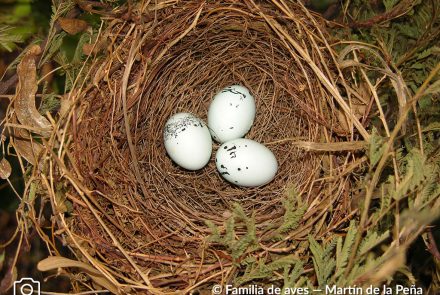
(227, 146, 236, 151)
(220, 164, 227, 169)
(246, 166, 249, 169)
(230, 151, 236, 159)
(229, 127, 234, 129)
(221, 172, 230, 175)
(221, 86, 246, 101)
(237, 168, 241, 171)
(224, 146, 228, 149)
(164, 116, 202, 141)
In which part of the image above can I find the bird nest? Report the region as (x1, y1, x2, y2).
(7, 0, 373, 293)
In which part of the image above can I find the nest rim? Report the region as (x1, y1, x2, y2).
(24, 0, 371, 292)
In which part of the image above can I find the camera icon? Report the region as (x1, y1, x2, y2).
(13, 278, 40, 295)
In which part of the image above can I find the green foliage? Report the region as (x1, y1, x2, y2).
(39, 93, 60, 114)
(39, 32, 66, 67)
(0, 0, 35, 52)
(343, 0, 440, 124)
(338, 3, 440, 288)
(379, 144, 439, 212)
(307, 222, 393, 287)
(205, 141, 439, 286)
(369, 127, 387, 167)
(424, 78, 440, 95)
(382, 0, 400, 12)
(235, 256, 298, 285)
(0, 25, 22, 52)
(53, 51, 74, 91)
(309, 236, 336, 287)
(282, 260, 304, 288)
(393, 149, 430, 200)
(278, 187, 306, 234)
(206, 203, 257, 260)
(334, 220, 357, 279)
(358, 230, 389, 257)
(39, 0, 74, 68)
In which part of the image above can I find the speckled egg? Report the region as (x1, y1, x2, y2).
(215, 138, 278, 187)
(164, 112, 212, 170)
(208, 85, 256, 143)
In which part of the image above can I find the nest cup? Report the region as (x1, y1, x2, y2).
(52, 0, 360, 292)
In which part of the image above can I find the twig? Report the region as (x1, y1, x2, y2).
(348, 0, 418, 28)
(426, 229, 440, 261)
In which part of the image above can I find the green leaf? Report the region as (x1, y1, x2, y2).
(40, 32, 66, 66)
(358, 230, 390, 256)
(0, 25, 23, 52)
(206, 204, 257, 261)
(236, 256, 297, 285)
(410, 63, 425, 69)
(283, 260, 304, 288)
(383, 0, 399, 12)
(424, 79, 440, 95)
(225, 214, 235, 245)
(39, 93, 61, 114)
(13, 3, 31, 18)
(369, 128, 386, 167)
(72, 32, 91, 64)
(335, 220, 357, 279)
(379, 179, 393, 215)
(231, 204, 257, 259)
(309, 236, 336, 286)
(205, 220, 221, 243)
(278, 188, 306, 234)
(0, 250, 5, 272)
(416, 47, 435, 60)
(393, 149, 430, 200)
(422, 122, 440, 132)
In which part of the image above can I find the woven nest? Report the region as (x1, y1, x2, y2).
(30, 0, 370, 293)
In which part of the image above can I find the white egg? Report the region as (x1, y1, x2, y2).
(164, 112, 212, 170)
(208, 85, 256, 143)
(215, 138, 278, 187)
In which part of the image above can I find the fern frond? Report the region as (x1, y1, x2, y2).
(283, 260, 304, 288)
(278, 189, 306, 234)
(205, 220, 221, 243)
(383, 0, 399, 12)
(309, 236, 336, 286)
(40, 0, 75, 67)
(39, 94, 61, 114)
(206, 203, 257, 261)
(40, 32, 66, 66)
(335, 220, 357, 279)
(393, 149, 430, 200)
(225, 215, 235, 246)
(236, 256, 297, 285)
(358, 230, 390, 256)
(369, 128, 386, 167)
(0, 25, 23, 52)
